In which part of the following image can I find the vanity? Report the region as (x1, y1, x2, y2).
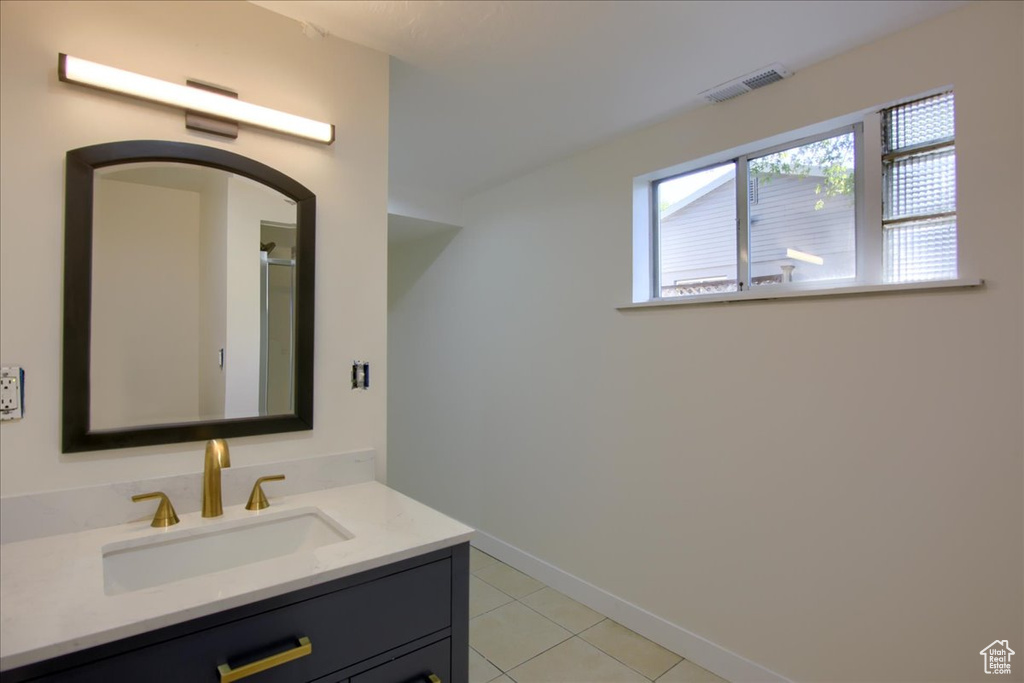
(0, 125, 465, 681)
(0, 482, 473, 683)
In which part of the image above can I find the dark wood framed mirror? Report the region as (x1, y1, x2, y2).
(63, 140, 315, 452)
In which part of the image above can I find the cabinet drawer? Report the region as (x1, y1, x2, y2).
(33, 559, 451, 683)
(350, 639, 450, 683)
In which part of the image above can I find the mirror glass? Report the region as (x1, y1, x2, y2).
(90, 163, 297, 429)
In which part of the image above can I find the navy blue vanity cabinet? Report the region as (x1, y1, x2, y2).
(1, 543, 469, 683)
(348, 638, 451, 683)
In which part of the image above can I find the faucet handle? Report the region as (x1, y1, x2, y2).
(245, 475, 286, 511)
(132, 491, 180, 528)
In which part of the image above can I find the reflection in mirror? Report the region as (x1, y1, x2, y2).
(260, 221, 297, 415)
(90, 163, 297, 430)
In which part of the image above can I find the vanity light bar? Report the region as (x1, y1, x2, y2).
(58, 54, 334, 144)
(786, 248, 824, 266)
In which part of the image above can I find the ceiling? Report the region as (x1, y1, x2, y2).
(251, 0, 965, 225)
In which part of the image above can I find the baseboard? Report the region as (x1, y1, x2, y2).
(471, 530, 791, 683)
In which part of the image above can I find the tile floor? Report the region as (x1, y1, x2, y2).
(468, 546, 729, 683)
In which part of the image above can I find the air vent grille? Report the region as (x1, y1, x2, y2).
(743, 71, 784, 90)
(706, 83, 748, 103)
(700, 63, 792, 103)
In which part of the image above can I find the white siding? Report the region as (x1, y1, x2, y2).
(660, 174, 855, 287)
(659, 182, 736, 285)
(748, 175, 855, 282)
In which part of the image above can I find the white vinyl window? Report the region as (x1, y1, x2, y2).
(641, 91, 958, 302)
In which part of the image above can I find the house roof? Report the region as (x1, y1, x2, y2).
(659, 166, 833, 221)
(659, 168, 735, 220)
(980, 640, 1016, 654)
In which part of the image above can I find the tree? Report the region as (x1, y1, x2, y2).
(749, 133, 854, 209)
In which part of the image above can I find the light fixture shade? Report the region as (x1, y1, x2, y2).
(58, 54, 334, 144)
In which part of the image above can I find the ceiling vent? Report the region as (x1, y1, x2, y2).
(699, 63, 793, 103)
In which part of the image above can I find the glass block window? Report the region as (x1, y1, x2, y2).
(882, 92, 957, 282)
(884, 92, 955, 152)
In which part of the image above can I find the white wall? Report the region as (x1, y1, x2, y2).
(0, 0, 389, 493)
(388, 3, 1023, 682)
(223, 176, 296, 418)
(91, 178, 201, 428)
(198, 172, 229, 421)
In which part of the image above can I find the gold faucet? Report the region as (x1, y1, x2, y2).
(246, 475, 286, 511)
(202, 439, 231, 517)
(132, 491, 179, 527)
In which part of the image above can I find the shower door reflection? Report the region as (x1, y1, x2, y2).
(259, 221, 296, 416)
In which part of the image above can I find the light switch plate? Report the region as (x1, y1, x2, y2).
(351, 361, 370, 390)
(1, 366, 24, 420)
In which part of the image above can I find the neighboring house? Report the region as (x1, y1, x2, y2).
(980, 640, 1015, 675)
(659, 167, 855, 296)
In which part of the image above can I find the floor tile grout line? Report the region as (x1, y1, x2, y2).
(500, 633, 656, 682)
(470, 645, 506, 682)
(473, 617, 683, 683)
(470, 560, 501, 574)
(517, 583, 546, 599)
(472, 569, 546, 601)
(512, 593, 593, 635)
(519, 586, 606, 632)
(515, 598, 682, 680)
(470, 547, 700, 683)
(469, 594, 515, 621)
(470, 573, 518, 599)
(469, 596, 571, 672)
(473, 559, 540, 584)
(499, 631, 577, 677)
(469, 556, 501, 573)
(471, 566, 500, 576)
(578, 624, 680, 682)
(498, 630, 661, 683)
(470, 573, 519, 600)
(473, 579, 540, 603)
(471, 590, 574, 675)
(470, 565, 502, 577)
(468, 548, 501, 567)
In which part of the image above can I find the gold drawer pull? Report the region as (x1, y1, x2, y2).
(217, 636, 312, 682)
(427, 675, 441, 683)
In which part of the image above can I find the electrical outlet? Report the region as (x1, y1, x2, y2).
(1, 366, 24, 421)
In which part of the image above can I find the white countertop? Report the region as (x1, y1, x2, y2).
(0, 481, 473, 671)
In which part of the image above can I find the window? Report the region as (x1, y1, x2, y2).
(644, 91, 957, 301)
(748, 130, 857, 288)
(656, 162, 737, 296)
(882, 92, 957, 282)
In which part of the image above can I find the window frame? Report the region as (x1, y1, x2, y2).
(631, 89, 969, 306)
(651, 159, 739, 298)
(651, 123, 864, 301)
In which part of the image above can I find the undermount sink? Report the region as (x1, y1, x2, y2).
(102, 507, 352, 595)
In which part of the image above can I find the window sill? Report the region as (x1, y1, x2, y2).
(619, 278, 984, 310)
